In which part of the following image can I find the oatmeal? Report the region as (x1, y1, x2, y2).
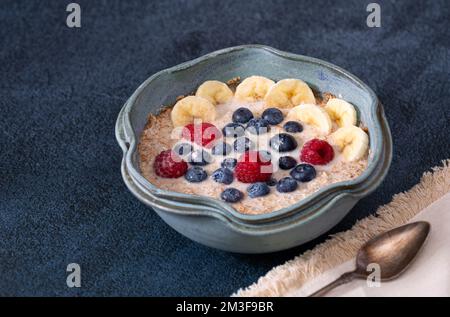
(138, 77, 369, 214)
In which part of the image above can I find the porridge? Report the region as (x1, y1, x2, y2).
(138, 76, 369, 214)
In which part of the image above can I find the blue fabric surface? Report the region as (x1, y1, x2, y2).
(0, 0, 449, 296)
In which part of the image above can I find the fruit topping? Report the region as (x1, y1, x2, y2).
(234, 76, 275, 102)
(270, 133, 298, 152)
(247, 182, 270, 198)
(266, 178, 278, 187)
(233, 137, 254, 153)
(182, 122, 221, 148)
(288, 104, 332, 135)
(246, 118, 270, 135)
(235, 151, 273, 183)
(278, 156, 297, 170)
(184, 166, 208, 183)
(171, 96, 216, 127)
(211, 142, 232, 156)
(222, 122, 245, 138)
(220, 188, 243, 203)
(187, 149, 213, 166)
(259, 150, 272, 162)
(265, 78, 315, 108)
(221, 158, 237, 170)
(232, 107, 254, 124)
(325, 98, 357, 127)
(283, 121, 303, 133)
(276, 177, 298, 193)
(195, 80, 233, 105)
(290, 164, 316, 182)
(173, 143, 193, 156)
(330, 126, 369, 162)
(262, 107, 284, 125)
(212, 168, 234, 185)
(300, 139, 334, 165)
(153, 150, 188, 178)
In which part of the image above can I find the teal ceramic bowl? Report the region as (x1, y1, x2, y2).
(116, 45, 392, 253)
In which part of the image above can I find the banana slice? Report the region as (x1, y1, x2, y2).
(171, 96, 216, 127)
(325, 98, 357, 127)
(288, 104, 332, 135)
(195, 80, 233, 105)
(265, 78, 316, 108)
(331, 126, 369, 162)
(234, 76, 275, 102)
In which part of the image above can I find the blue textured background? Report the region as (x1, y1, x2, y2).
(1, 0, 449, 296)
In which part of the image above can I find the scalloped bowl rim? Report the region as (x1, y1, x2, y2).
(118, 44, 389, 224)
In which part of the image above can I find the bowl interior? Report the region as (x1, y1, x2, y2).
(124, 46, 381, 220)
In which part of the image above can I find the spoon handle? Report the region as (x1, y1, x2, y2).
(308, 271, 356, 297)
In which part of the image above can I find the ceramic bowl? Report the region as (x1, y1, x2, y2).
(116, 45, 392, 253)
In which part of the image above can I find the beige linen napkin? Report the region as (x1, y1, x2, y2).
(235, 160, 450, 297)
(293, 193, 450, 297)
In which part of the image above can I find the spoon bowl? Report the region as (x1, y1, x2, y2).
(355, 221, 430, 280)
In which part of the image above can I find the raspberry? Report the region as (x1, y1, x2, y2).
(153, 150, 188, 178)
(235, 151, 273, 183)
(182, 123, 221, 148)
(300, 139, 334, 165)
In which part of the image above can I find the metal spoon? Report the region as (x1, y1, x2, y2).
(309, 221, 430, 297)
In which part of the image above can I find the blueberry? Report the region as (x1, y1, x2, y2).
(188, 149, 212, 166)
(212, 168, 234, 185)
(290, 164, 316, 182)
(232, 107, 254, 124)
(266, 178, 277, 187)
(246, 118, 270, 135)
(212, 142, 232, 156)
(262, 108, 284, 125)
(222, 122, 245, 138)
(276, 177, 298, 193)
(185, 167, 207, 183)
(247, 182, 270, 198)
(220, 188, 243, 203)
(233, 137, 254, 153)
(259, 150, 272, 162)
(173, 143, 193, 156)
(278, 156, 297, 170)
(283, 121, 303, 133)
(270, 133, 298, 152)
(221, 158, 237, 170)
